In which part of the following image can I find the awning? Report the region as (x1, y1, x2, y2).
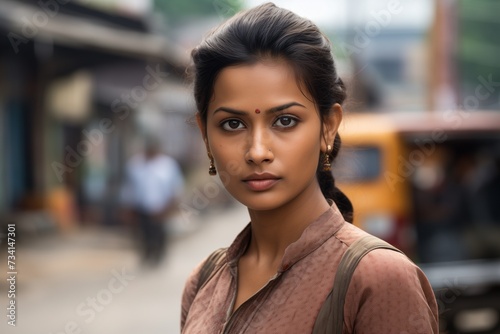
(0, 0, 188, 67)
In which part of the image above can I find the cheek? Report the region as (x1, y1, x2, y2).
(291, 139, 321, 172)
(208, 128, 233, 151)
(286, 124, 322, 162)
(208, 135, 244, 175)
(214, 154, 243, 177)
(298, 142, 322, 181)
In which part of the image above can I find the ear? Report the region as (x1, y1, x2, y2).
(196, 113, 211, 153)
(321, 103, 343, 152)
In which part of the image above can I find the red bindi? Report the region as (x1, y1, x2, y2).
(255, 109, 261, 114)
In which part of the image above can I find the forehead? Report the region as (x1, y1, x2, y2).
(209, 60, 314, 110)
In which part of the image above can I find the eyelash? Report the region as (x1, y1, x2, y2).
(220, 115, 300, 131)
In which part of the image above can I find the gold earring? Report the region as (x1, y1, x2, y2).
(208, 152, 217, 176)
(322, 145, 332, 172)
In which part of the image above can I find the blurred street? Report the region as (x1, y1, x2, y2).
(1, 1, 499, 333)
(0, 204, 249, 334)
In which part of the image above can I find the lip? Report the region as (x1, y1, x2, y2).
(242, 173, 281, 191)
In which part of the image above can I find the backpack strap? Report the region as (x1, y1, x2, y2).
(195, 247, 227, 293)
(313, 235, 404, 333)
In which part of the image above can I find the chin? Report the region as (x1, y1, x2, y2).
(232, 192, 292, 212)
(244, 202, 280, 212)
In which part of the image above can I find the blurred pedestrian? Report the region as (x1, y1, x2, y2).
(181, 3, 438, 333)
(122, 135, 184, 266)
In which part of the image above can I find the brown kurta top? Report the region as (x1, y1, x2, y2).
(181, 203, 439, 333)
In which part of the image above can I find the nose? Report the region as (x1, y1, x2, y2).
(245, 128, 274, 165)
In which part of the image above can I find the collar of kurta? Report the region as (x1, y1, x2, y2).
(225, 201, 346, 276)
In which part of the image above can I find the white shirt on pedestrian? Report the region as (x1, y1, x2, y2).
(122, 153, 184, 214)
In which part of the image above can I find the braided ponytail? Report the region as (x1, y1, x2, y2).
(317, 133, 354, 223)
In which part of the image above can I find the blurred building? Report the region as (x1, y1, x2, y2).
(270, 0, 500, 114)
(0, 0, 195, 232)
(306, 0, 435, 112)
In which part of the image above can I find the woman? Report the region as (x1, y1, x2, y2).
(182, 3, 438, 333)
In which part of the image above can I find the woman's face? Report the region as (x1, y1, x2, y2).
(199, 60, 337, 211)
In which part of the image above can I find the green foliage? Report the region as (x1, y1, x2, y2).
(458, 0, 500, 108)
(154, 0, 244, 24)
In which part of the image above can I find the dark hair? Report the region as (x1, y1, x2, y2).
(190, 2, 353, 223)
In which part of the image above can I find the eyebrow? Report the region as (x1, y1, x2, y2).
(213, 102, 306, 115)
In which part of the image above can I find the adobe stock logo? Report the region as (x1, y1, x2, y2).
(47, 267, 135, 334)
(338, 0, 403, 58)
(213, 0, 240, 19)
(7, 0, 87, 54)
(384, 74, 500, 191)
(50, 65, 169, 182)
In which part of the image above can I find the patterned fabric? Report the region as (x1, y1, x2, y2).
(181, 203, 439, 333)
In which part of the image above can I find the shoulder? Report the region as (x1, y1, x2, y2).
(354, 247, 426, 294)
(181, 248, 227, 329)
(181, 258, 203, 309)
(182, 247, 225, 296)
(344, 246, 439, 333)
(331, 222, 428, 285)
(181, 255, 205, 328)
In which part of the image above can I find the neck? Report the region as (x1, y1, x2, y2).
(246, 183, 331, 266)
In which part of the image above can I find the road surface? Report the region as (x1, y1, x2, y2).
(0, 204, 249, 334)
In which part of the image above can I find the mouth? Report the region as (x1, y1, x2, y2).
(242, 173, 281, 191)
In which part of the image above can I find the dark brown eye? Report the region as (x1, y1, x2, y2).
(274, 116, 297, 128)
(222, 119, 244, 131)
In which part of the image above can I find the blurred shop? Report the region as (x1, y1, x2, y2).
(0, 0, 195, 234)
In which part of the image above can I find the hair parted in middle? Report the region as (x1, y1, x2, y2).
(190, 2, 354, 223)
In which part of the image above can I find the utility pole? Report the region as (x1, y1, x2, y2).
(428, 0, 458, 112)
